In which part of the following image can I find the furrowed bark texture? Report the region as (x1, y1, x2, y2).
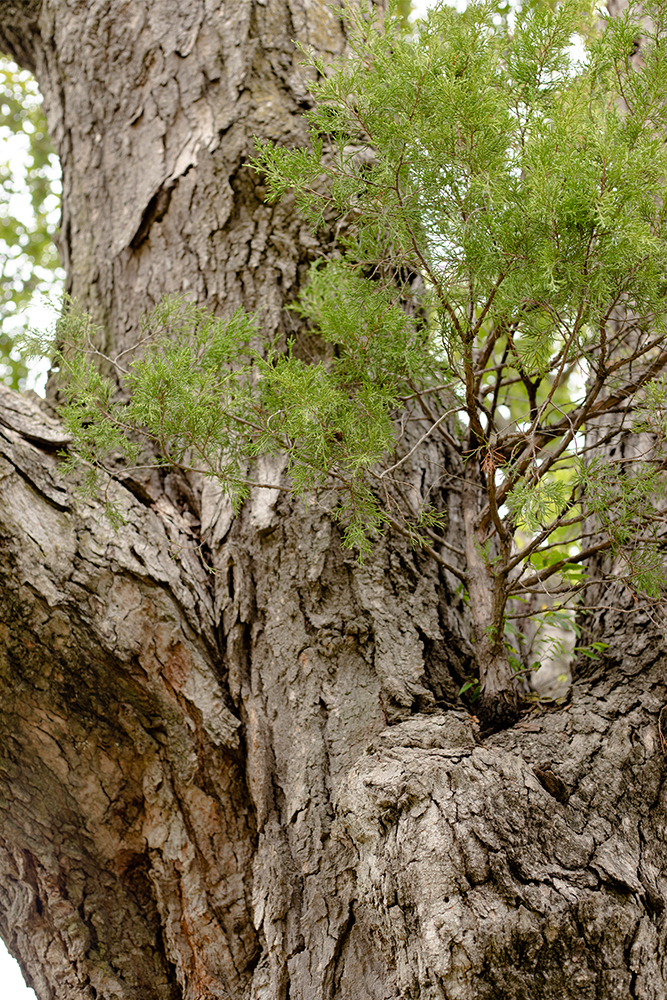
(0, 2, 665, 999)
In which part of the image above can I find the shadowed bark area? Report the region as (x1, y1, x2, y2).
(0, 2, 666, 999)
(0, 386, 257, 999)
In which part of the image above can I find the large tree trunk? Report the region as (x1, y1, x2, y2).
(0, 3, 666, 999)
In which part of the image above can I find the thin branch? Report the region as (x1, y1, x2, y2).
(511, 538, 612, 593)
(408, 379, 463, 457)
(399, 382, 457, 403)
(378, 408, 458, 479)
(503, 498, 583, 573)
(384, 512, 467, 582)
(418, 523, 465, 557)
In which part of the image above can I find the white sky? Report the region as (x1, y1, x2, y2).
(0, 939, 36, 1000)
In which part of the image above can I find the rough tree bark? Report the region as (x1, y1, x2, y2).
(0, 2, 665, 999)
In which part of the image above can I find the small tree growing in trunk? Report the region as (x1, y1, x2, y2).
(34, 0, 667, 727)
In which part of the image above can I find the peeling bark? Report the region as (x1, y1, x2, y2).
(0, 2, 666, 999)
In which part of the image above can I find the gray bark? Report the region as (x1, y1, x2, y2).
(0, 2, 665, 999)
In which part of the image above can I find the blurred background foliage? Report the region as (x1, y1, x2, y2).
(0, 55, 62, 390)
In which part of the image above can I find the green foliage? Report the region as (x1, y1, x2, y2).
(250, 0, 667, 609)
(579, 457, 667, 598)
(22, 0, 667, 689)
(506, 479, 570, 533)
(0, 55, 61, 388)
(24, 296, 259, 516)
(459, 678, 481, 701)
(24, 289, 438, 554)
